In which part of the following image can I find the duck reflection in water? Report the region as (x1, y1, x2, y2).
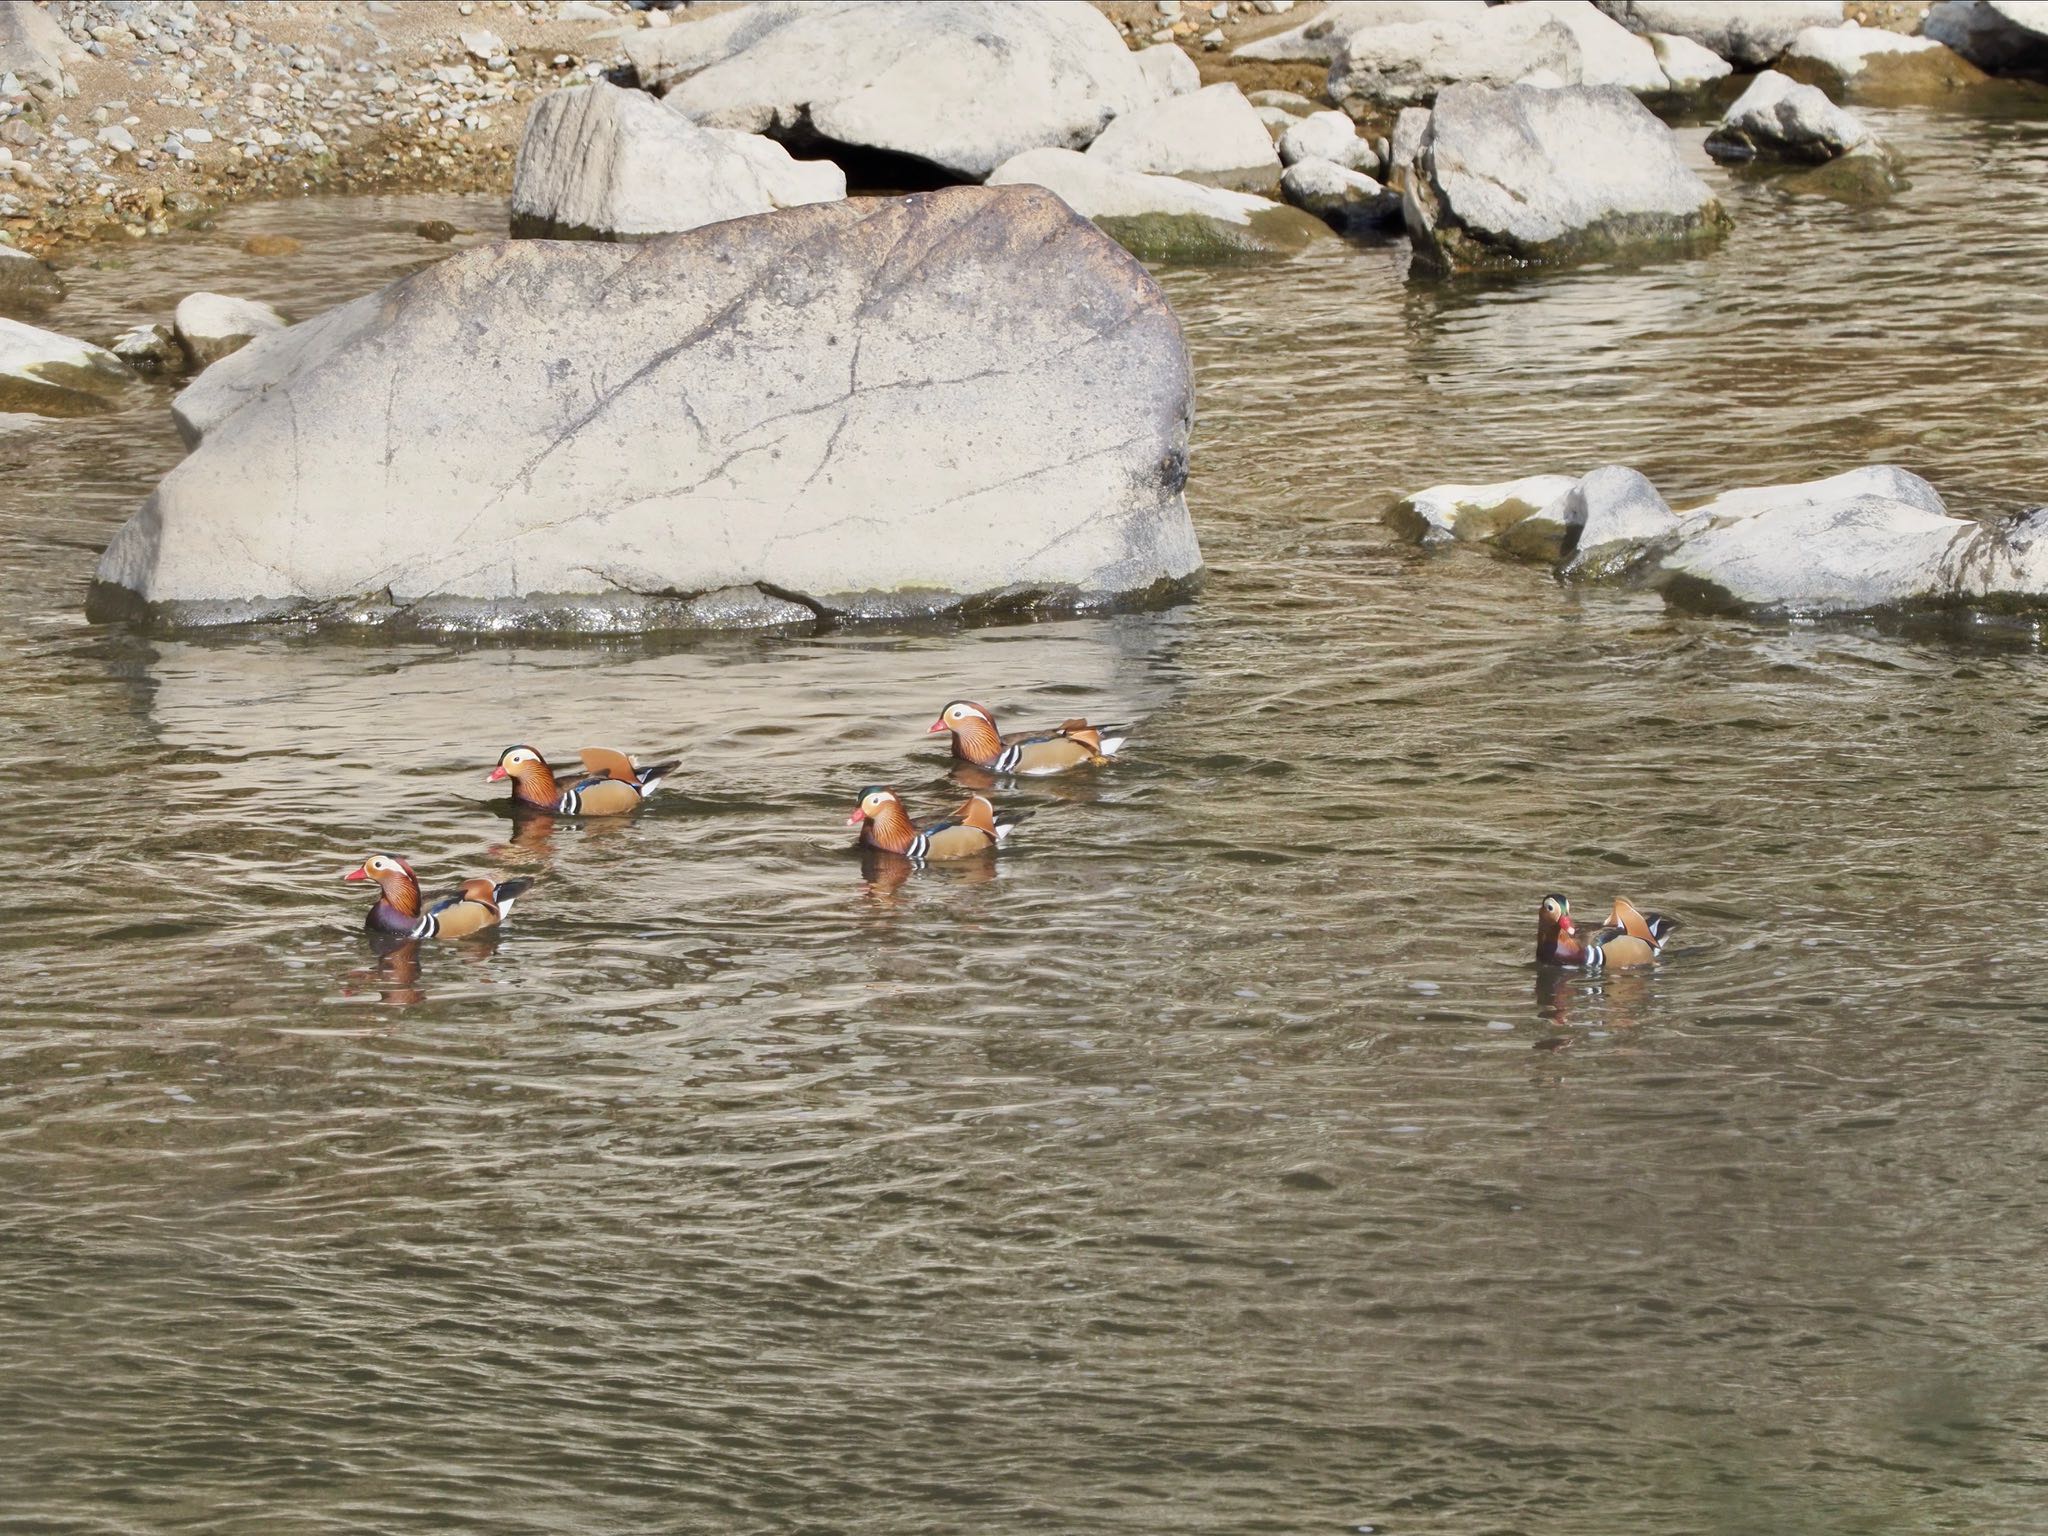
(858, 844, 1000, 900)
(492, 804, 641, 859)
(1533, 964, 1654, 1038)
(342, 930, 507, 1007)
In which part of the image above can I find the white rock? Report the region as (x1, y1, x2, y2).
(1782, 21, 1986, 97)
(625, 2, 830, 95)
(1277, 109, 1377, 172)
(1646, 31, 1730, 91)
(1085, 83, 1281, 191)
(1591, 2, 1845, 68)
(1705, 70, 1877, 164)
(1386, 474, 1580, 545)
(1134, 42, 1201, 102)
(173, 291, 286, 370)
(1551, 465, 1680, 575)
(1278, 156, 1400, 233)
(0, 315, 130, 414)
(558, 1, 611, 18)
(459, 29, 504, 61)
(665, 2, 1152, 181)
(1513, 1, 1668, 94)
(989, 145, 1332, 259)
(111, 321, 179, 372)
(1403, 83, 1726, 273)
(511, 82, 845, 241)
(1235, 1, 1486, 64)
(96, 123, 136, 152)
(184, 125, 213, 143)
(1329, 8, 1585, 109)
(1384, 105, 1430, 192)
(1922, 1, 2048, 75)
(91, 188, 1203, 631)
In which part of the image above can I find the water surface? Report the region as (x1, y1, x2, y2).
(6, 104, 2048, 1533)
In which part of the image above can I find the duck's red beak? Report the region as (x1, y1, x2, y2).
(846, 807, 867, 825)
(342, 865, 368, 882)
(927, 718, 947, 734)
(487, 765, 509, 782)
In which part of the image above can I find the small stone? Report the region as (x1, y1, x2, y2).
(184, 126, 213, 143)
(1201, 27, 1225, 48)
(240, 233, 301, 256)
(110, 321, 180, 372)
(414, 218, 458, 242)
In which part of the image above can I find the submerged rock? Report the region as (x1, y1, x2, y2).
(1085, 84, 1282, 193)
(1778, 24, 1989, 101)
(511, 81, 844, 241)
(1385, 474, 1580, 547)
(1403, 84, 1728, 274)
(1592, 2, 1846, 68)
(173, 292, 286, 371)
(90, 187, 1203, 633)
(661, 1, 1151, 181)
(1329, 8, 1583, 110)
(0, 245, 63, 316)
(1923, 1, 2048, 77)
(1391, 463, 2048, 619)
(1705, 71, 1882, 164)
(988, 147, 1331, 260)
(110, 322, 180, 374)
(0, 316, 131, 416)
(1280, 158, 1400, 235)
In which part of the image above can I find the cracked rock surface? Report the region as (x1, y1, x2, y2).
(89, 183, 1203, 633)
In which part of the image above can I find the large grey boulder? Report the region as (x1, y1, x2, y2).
(625, 3, 832, 96)
(1514, 1, 1669, 94)
(1403, 84, 1728, 274)
(662, 1, 1151, 181)
(173, 292, 286, 371)
(1705, 70, 1881, 164)
(0, 316, 131, 415)
(0, 244, 62, 316)
(1656, 468, 2038, 616)
(0, 0, 77, 97)
(1330, 8, 1583, 109)
(1279, 158, 1401, 235)
(511, 81, 844, 240)
(1235, 1, 1487, 64)
(89, 187, 1203, 633)
(1921, 2, 2048, 77)
(1592, 2, 1846, 68)
(988, 147, 1332, 260)
(1391, 463, 2048, 619)
(1778, 23, 1988, 100)
(1084, 84, 1282, 193)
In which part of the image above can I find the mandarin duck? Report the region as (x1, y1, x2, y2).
(489, 745, 677, 815)
(1535, 894, 1678, 969)
(929, 700, 1125, 775)
(344, 854, 534, 939)
(847, 787, 1024, 860)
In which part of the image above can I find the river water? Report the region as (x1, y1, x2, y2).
(6, 100, 2048, 1533)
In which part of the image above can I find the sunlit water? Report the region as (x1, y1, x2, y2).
(7, 102, 2048, 1533)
